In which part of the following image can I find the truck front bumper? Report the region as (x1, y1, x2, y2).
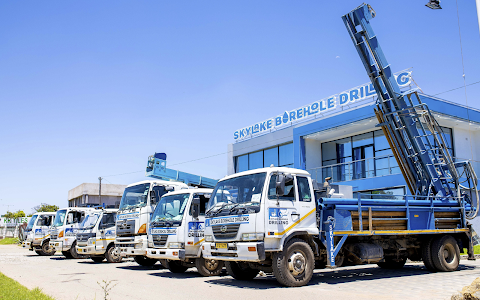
(76, 244, 101, 256)
(115, 236, 147, 257)
(50, 240, 71, 252)
(202, 242, 265, 262)
(22, 239, 33, 249)
(146, 248, 186, 261)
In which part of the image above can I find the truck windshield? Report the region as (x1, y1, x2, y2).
(80, 213, 100, 229)
(151, 193, 190, 225)
(206, 172, 266, 216)
(26, 215, 38, 230)
(53, 210, 67, 227)
(119, 183, 150, 211)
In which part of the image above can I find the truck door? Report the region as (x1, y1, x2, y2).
(97, 213, 116, 252)
(185, 194, 209, 256)
(265, 174, 316, 239)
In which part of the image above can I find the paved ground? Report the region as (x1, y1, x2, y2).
(0, 244, 479, 300)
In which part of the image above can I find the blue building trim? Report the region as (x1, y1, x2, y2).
(338, 173, 406, 192)
(420, 95, 480, 123)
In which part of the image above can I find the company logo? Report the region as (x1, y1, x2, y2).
(220, 226, 227, 233)
(188, 222, 204, 238)
(269, 208, 289, 225)
(117, 213, 140, 220)
(205, 215, 250, 227)
(234, 71, 413, 141)
(64, 228, 78, 236)
(151, 228, 176, 235)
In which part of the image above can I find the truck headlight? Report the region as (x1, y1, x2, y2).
(134, 243, 143, 249)
(242, 233, 264, 241)
(87, 238, 96, 245)
(205, 235, 213, 242)
(168, 242, 184, 249)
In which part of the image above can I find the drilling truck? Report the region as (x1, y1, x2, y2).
(201, 3, 478, 287)
(76, 207, 120, 263)
(115, 152, 218, 266)
(22, 212, 56, 256)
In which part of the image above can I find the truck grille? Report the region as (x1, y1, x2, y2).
(50, 233, 58, 240)
(212, 224, 240, 239)
(153, 235, 168, 247)
(76, 233, 95, 242)
(116, 219, 136, 236)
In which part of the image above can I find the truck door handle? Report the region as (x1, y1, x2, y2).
(291, 213, 300, 221)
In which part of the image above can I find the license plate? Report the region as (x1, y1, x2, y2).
(215, 243, 227, 249)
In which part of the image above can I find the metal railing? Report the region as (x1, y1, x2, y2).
(307, 155, 480, 184)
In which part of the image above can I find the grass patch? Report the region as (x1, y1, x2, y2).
(0, 238, 19, 245)
(0, 272, 55, 300)
(460, 245, 480, 255)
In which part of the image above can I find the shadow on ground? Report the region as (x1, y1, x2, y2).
(204, 263, 477, 290)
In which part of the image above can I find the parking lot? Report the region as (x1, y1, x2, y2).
(0, 245, 479, 300)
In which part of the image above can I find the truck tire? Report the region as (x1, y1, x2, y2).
(69, 241, 86, 259)
(40, 240, 56, 256)
(377, 257, 406, 269)
(134, 255, 158, 266)
(195, 257, 224, 276)
(105, 245, 122, 263)
(167, 260, 189, 273)
(272, 238, 314, 287)
(91, 256, 105, 263)
(225, 261, 259, 280)
(35, 250, 44, 256)
(431, 235, 460, 272)
(62, 251, 73, 259)
(421, 237, 436, 272)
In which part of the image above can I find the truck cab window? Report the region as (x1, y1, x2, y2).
(297, 176, 312, 202)
(268, 175, 295, 201)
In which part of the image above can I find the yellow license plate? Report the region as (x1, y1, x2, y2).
(216, 243, 228, 249)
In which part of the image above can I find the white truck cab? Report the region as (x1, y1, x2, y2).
(202, 167, 318, 281)
(145, 188, 224, 276)
(76, 208, 120, 263)
(115, 179, 188, 266)
(49, 207, 95, 258)
(22, 212, 56, 256)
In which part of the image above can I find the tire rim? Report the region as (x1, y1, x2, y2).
(288, 251, 306, 276)
(442, 244, 456, 266)
(205, 259, 219, 271)
(111, 248, 121, 260)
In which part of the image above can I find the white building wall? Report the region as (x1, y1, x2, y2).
(304, 139, 322, 170)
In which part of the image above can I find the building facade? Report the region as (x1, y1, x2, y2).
(68, 183, 127, 207)
(228, 75, 480, 199)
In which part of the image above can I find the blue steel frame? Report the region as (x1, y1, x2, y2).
(145, 153, 218, 188)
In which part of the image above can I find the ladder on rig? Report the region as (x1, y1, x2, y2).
(342, 3, 478, 219)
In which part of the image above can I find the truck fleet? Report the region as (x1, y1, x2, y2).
(16, 2, 479, 290)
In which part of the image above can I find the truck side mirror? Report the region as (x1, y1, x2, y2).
(165, 186, 174, 192)
(276, 174, 286, 197)
(191, 196, 200, 219)
(150, 190, 157, 204)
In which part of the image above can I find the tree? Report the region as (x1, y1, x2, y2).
(33, 203, 59, 213)
(3, 211, 14, 218)
(2, 210, 25, 218)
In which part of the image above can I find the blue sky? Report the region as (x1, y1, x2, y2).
(0, 1, 479, 214)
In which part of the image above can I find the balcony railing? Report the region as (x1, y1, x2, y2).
(307, 155, 480, 184)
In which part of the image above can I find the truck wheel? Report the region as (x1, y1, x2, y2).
(167, 260, 189, 273)
(69, 241, 86, 259)
(272, 238, 314, 287)
(62, 251, 73, 259)
(91, 256, 105, 263)
(431, 235, 460, 272)
(134, 255, 158, 266)
(105, 246, 122, 263)
(422, 237, 436, 272)
(225, 261, 259, 280)
(41, 241, 56, 256)
(195, 257, 224, 276)
(377, 257, 406, 269)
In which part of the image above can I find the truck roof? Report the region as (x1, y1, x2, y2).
(219, 166, 310, 182)
(33, 212, 56, 216)
(126, 179, 188, 189)
(162, 188, 213, 197)
(57, 207, 95, 212)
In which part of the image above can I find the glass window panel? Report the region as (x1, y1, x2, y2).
(248, 151, 263, 170)
(375, 149, 393, 158)
(352, 132, 373, 148)
(371, 187, 405, 200)
(267, 174, 295, 201)
(374, 130, 390, 151)
(279, 143, 294, 166)
(321, 141, 337, 161)
(296, 177, 312, 202)
(236, 155, 248, 173)
(336, 138, 352, 158)
(264, 147, 279, 168)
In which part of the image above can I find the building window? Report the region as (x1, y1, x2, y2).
(234, 142, 293, 173)
(353, 186, 406, 200)
(320, 126, 453, 182)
